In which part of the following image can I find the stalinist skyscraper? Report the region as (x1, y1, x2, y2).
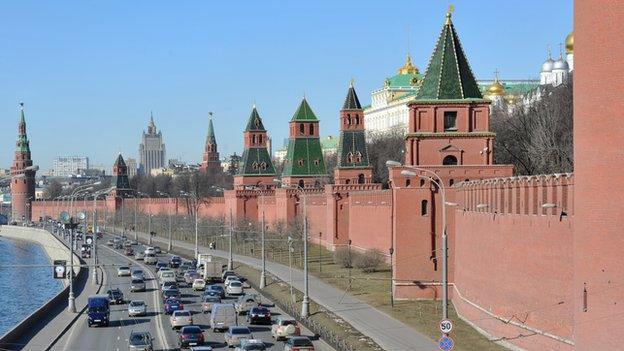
(139, 113, 166, 176)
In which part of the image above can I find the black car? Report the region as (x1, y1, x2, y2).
(247, 306, 271, 325)
(162, 288, 180, 302)
(107, 288, 124, 304)
(206, 284, 225, 298)
(178, 325, 204, 348)
(170, 257, 181, 268)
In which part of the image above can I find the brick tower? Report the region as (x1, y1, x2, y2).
(334, 81, 373, 184)
(405, 10, 494, 167)
(199, 115, 222, 174)
(281, 98, 327, 188)
(108, 153, 132, 209)
(234, 105, 277, 188)
(10, 103, 36, 222)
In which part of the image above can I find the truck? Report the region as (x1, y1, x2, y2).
(202, 261, 221, 283)
(87, 295, 110, 327)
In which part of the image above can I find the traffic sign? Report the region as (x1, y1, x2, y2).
(439, 336, 454, 351)
(85, 235, 94, 245)
(53, 260, 67, 279)
(439, 319, 453, 334)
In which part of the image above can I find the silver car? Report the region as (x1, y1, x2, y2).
(135, 251, 145, 260)
(131, 269, 145, 280)
(130, 279, 146, 292)
(117, 266, 131, 277)
(224, 326, 253, 347)
(128, 330, 153, 351)
(128, 300, 148, 317)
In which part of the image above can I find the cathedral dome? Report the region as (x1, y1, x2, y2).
(397, 54, 419, 75)
(542, 58, 554, 72)
(565, 32, 574, 54)
(553, 58, 569, 71)
(486, 80, 505, 96)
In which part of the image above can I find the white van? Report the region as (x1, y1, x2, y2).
(158, 270, 176, 284)
(210, 303, 237, 332)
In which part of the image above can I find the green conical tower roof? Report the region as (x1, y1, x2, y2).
(291, 98, 318, 121)
(245, 105, 266, 131)
(416, 11, 482, 101)
(206, 115, 217, 144)
(114, 153, 127, 167)
(15, 102, 31, 153)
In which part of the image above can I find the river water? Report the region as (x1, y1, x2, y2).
(0, 237, 63, 336)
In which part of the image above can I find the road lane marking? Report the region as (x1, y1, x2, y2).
(101, 242, 170, 350)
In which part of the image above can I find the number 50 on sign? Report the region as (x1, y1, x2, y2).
(439, 319, 453, 334)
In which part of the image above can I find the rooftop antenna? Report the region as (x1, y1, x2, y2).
(494, 69, 500, 81)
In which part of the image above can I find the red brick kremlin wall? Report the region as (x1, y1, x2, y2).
(574, 0, 624, 349)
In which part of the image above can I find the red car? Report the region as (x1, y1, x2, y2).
(284, 337, 315, 351)
(178, 325, 204, 348)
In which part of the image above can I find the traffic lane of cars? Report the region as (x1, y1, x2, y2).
(119, 235, 333, 351)
(54, 242, 162, 351)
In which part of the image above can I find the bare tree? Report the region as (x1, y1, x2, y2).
(366, 130, 405, 186)
(491, 80, 573, 175)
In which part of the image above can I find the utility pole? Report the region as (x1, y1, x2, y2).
(301, 191, 310, 318)
(228, 208, 233, 270)
(260, 209, 266, 289)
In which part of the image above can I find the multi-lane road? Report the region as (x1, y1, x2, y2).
(53, 232, 334, 351)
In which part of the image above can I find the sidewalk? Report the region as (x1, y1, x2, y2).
(127, 229, 437, 351)
(21, 232, 105, 351)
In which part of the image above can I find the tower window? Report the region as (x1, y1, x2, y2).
(298, 180, 305, 188)
(358, 173, 365, 184)
(314, 159, 320, 166)
(421, 200, 428, 216)
(252, 135, 256, 144)
(347, 114, 351, 125)
(355, 115, 360, 125)
(298, 159, 305, 166)
(299, 123, 305, 135)
(309, 123, 315, 135)
(444, 111, 458, 131)
(258, 134, 263, 144)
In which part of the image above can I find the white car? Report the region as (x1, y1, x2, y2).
(192, 279, 206, 291)
(117, 266, 131, 277)
(134, 251, 145, 260)
(144, 254, 157, 265)
(234, 339, 266, 351)
(144, 247, 156, 255)
(226, 281, 244, 295)
(224, 275, 240, 287)
(128, 300, 147, 317)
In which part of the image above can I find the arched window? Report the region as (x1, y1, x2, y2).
(406, 179, 411, 187)
(355, 115, 360, 125)
(298, 180, 305, 188)
(258, 135, 263, 144)
(421, 200, 428, 216)
(314, 180, 321, 188)
(252, 134, 256, 144)
(299, 123, 305, 135)
(345, 179, 351, 184)
(298, 159, 305, 166)
(347, 114, 351, 125)
(443, 155, 458, 166)
(419, 179, 425, 187)
(309, 123, 315, 135)
(449, 179, 455, 186)
(357, 174, 365, 184)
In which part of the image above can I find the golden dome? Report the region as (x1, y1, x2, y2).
(565, 32, 574, 54)
(397, 54, 419, 75)
(487, 79, 505, 96)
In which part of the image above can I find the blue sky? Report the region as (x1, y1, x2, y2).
(0, 1, 573, 171)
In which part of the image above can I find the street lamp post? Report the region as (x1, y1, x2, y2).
(259, 207, 267, 289)
(287, 236, 296, 305)
(228, 208, 233, 270)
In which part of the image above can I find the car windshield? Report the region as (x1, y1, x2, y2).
(130, 333, 150, 345)
(282, 320, 296, 326)
(175, 311, 190, 317)
(205, 297, 219, 302)
(132, 270, 142, 274)
(231, 327, 250, 335)
(209, 285, 224, 291)
(88, 306, 107, 313)
(182, 326, 202, 334)
(244, 344, 266, 350)
(252, 307, 268, 314)
(119, 267, 129, 270)
(167, 299, 180, 305)
(292, 338, 313, 346)
(230, 282, 242, 287)
(130, 301, 144, 307)
(131, 279, 143, 284)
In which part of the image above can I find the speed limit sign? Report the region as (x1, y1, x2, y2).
(439, 319, 453, 334)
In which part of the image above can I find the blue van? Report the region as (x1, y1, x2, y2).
(87, 295, 110, 327)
